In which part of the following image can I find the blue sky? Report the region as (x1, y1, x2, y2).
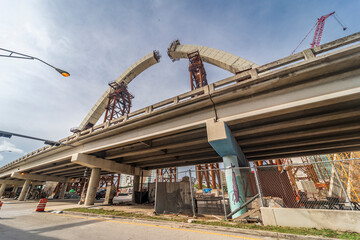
(1, 1, 359, 166)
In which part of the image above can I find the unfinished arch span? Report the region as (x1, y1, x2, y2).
(78, 51, 161, 130)
(167, 40, 258, 74)
(79, 43, 257, 130)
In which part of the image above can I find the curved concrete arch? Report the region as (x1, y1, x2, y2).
(78, 51, 161, 130)
(167, 40, 258, 74)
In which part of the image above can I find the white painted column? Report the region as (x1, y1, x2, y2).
(85, 168, 100, 206)
(18, 179, 31, 201)
(59, 183, 66, 199)
(0, 184, 7, 197)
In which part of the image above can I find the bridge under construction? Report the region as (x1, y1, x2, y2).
(0, 32, 360, 227)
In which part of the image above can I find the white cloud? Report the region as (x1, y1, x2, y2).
(0, 140, 24, 154)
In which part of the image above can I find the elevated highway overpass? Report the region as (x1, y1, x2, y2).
(1, 33, 360, 205)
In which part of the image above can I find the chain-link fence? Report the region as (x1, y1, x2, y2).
(148, 154, 360, 219)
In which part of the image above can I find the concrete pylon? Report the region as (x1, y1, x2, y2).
(0, 184, 7, 197)
(206, 119, 249, 218)
(24, 184, 35, 200)
(132, 175, 140, 203)
(59, 183, 66, 199)
(18, 179, 31, 201)
(85, 168, 101, 206)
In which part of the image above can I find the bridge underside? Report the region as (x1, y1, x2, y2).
(8, 91, 359, 178)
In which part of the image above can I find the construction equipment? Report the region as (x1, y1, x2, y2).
(326, 152, 360, 204)
(291, 11, 347, 54)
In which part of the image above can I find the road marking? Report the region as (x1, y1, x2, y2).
(48, 212, 263, 240)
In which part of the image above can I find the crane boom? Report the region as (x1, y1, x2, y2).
(311, 11, 335, 48)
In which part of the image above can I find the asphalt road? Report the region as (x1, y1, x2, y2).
(0, 199, 280, 240)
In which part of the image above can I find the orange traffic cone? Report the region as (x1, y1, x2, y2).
(36, 198, 48, 212)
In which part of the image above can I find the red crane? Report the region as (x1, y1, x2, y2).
(291, 11, 347, 55)
(311, 11, 335, 48)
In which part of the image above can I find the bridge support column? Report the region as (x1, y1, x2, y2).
(18, 179, 31, 201)
(25, 184, 35, 200)
(85, 168, 100, 206)
(0, 184, 7, 197)
(206, 119, 249, 218)
(132, 175, 140, 203)
(59, 183, 66, 199)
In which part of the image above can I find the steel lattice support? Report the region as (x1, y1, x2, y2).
(188, 50, 208, 91)
(188, 51, 221, 189)
(197, 163, 221, 189)
(98, 174, 121, 190)
(156, 168, 177, 182)
(103, 81, 134, 122)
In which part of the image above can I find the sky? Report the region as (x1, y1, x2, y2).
(0, 0, 359, 166)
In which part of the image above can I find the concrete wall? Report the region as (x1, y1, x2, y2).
(261, 207, 360, 233)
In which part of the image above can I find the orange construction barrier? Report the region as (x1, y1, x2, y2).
(36, 198, 47, 212)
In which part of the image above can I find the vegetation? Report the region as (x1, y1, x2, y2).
(63, 208, 360, 240)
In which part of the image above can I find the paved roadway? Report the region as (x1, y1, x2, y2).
(0, 199, 282, 240)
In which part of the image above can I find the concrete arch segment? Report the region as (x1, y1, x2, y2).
(79, 51, 161, 130)
(167, 40, 258, 74)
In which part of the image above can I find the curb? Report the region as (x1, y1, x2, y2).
(60, 211, 335, 240)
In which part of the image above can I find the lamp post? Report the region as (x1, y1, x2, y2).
(0, 130, 72, 147)
(0, 47, 70, 77)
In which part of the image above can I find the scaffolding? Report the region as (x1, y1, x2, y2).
(326, 152, 360, 204)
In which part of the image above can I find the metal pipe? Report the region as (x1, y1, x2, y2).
(218, 168, 228, 219)
(154, 172, 159, 214)
(253, 165, 265, 207)
(139, 170, 144, 204)
(188, 169, 196, 218)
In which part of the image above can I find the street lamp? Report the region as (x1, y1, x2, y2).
(0, 130, 72, 147)
(0, 47, 70, 77)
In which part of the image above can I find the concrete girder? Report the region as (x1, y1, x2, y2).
(78, 51, 161, 130)
(167, 40, 258, 74)
(140, 155, 221, 168)
(106, 138, 208, 159)
(238, 123, 360, 146)
(31, 163, 73, 174)
(71, 153, 151, 177)
(43, 165, 85, 175)
(11, 172, 73, 183)
(123, 148, 215, 164)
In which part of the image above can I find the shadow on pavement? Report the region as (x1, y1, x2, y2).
(0, 223, 58, 240)
(29, 219, 96, 234)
